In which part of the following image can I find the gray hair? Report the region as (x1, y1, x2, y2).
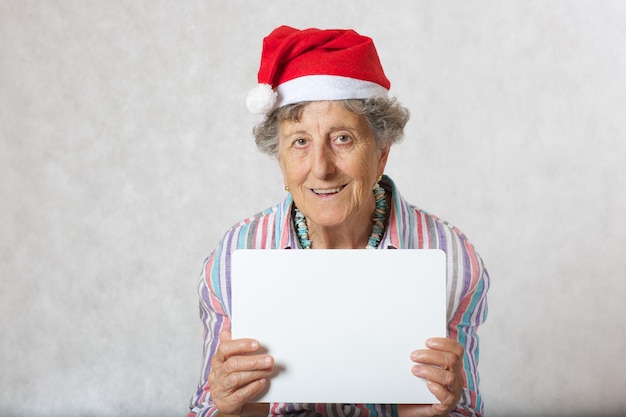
(252, 97, 410, 156)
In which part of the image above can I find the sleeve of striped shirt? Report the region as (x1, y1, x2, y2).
(448, 234, 490, 417)
(186, 242, 232, 417)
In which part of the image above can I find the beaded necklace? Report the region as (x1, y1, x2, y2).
(293, 183, 387, 249)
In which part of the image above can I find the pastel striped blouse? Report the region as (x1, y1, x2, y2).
(187, 176, 490, 417)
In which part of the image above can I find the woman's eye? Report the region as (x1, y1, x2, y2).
(335, 135, 352, 144)
(293, 138, 307, 147)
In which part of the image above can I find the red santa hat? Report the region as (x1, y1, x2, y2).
(246, 26, 391, 115)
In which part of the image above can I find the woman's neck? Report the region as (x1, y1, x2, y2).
(307, 223, 371, 249)
(305, 199, 375, 249)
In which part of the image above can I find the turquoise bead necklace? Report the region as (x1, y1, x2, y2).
(293, 182, 387, 249)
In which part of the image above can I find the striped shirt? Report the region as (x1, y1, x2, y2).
(187, 176, 490, 417)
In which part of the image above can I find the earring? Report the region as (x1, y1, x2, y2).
(284, 185, 289, 192)
(377, 175, 383, 183)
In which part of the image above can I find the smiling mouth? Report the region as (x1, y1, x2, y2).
(311, 186, 345, 195)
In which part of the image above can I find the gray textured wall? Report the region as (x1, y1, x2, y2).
(1, 1, 625, 416)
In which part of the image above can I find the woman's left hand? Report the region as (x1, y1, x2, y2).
(398, 337, 465, 417)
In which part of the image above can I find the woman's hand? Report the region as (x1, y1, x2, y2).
(398, 337, 465, 417)
(208, 330, 274, 416)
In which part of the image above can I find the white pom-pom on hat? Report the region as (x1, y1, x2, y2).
(246, 83, 278, 114)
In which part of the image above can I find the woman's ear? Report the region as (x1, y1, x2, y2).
(377, 144, 391, 177)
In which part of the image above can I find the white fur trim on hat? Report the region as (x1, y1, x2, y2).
(276, 75, 389, 109)
(246, 83, 278, 114)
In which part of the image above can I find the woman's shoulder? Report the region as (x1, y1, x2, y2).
(229, 199, 286, 231)
(389, 184, 475, 249)
(410, 203, 472, 242)
(215, 198, 293, 250)
(411, 203, 484, 259)
(392, 188, 488, 275)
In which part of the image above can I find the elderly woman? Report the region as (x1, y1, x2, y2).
(188, 26, 490, 417)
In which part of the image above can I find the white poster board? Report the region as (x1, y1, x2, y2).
(231, 249, 447, 404)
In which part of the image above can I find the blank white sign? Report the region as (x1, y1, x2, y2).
(231, 249, 447, 404)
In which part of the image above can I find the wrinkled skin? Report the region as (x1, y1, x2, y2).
(399, 337, 465, 417)
(208, 331, 273, 416)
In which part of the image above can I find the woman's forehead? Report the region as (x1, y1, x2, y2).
(280, 101, 366, 132)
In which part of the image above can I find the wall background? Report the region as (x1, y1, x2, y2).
(1, 1, 625, 416)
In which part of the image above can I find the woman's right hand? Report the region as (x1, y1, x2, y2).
(208, 329, 274, 416)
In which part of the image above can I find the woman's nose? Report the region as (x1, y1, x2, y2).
(310, 144, 336, 179)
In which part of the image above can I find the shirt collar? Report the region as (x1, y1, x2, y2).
(279, 193, 301, 249)
(379, 175, 406, 250)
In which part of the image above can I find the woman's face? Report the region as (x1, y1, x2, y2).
(277, 101, 390, 230)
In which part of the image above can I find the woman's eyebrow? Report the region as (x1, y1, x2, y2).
(329, 125, 357, 132)
(281, 123, 359, 137)
(281, 128, 309, 137)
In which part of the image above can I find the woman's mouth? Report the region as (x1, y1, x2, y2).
(311, 186, 344, 195)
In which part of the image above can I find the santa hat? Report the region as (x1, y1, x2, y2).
(246, 26, 391, 115)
